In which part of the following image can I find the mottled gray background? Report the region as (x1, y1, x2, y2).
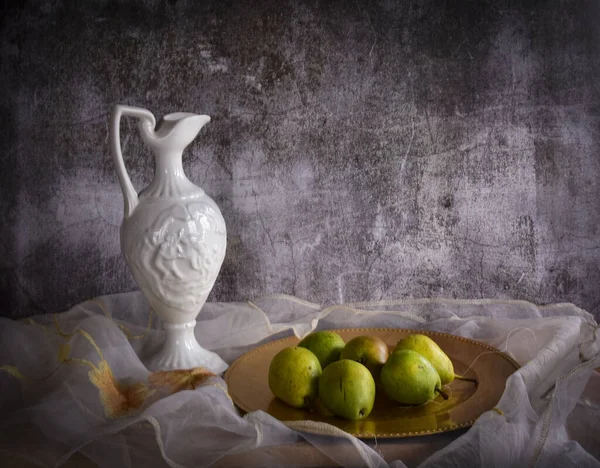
(1, 0, 600, 319)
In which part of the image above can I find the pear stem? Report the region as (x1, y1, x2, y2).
(454, 374, 478, 384)
(436, 387, 449, 400)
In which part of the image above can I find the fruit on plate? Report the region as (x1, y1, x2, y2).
(340, 335, 389, 381)
(380, 349, 448, 405)
(394, 334, 476, 385)
(268, 347, 322, 408)
(318, 359, 376, 420)
(298, 330, 345, 368)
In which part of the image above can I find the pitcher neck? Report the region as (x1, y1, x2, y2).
(140, 150, 204, 199)
(154, 150, 186, 177)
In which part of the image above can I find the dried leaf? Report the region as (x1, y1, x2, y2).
(148, 367, 216, 394)
(0, 365, 26, 381)
(89, 360, 150, 418)
(58, 343, 71, 363)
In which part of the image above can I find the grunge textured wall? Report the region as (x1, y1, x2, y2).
(2, 0, 600, 319)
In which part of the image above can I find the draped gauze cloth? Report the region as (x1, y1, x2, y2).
(0, 292, 599, 468)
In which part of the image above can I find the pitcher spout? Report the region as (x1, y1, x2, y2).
(140, 113, 211, 153)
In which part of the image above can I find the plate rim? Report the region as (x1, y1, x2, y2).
(224, 327, 520, 438)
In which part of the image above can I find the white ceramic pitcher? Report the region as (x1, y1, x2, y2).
(110, 105, 228, 374)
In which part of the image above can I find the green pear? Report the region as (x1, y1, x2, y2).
(381, 349, 448, 405)
(268, 347, 322, 408)
(394, 334, 475, 385)
(298, 331, 345, 368)
(340, 335, 389, 381)
(318, 359, 376, 420)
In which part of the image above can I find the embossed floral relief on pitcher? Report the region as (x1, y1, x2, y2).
(123, 201, 226, 321)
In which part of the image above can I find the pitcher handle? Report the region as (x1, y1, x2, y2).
(110, 105, 156, 219)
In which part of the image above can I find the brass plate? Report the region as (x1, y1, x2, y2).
(224, 328, 519, 438)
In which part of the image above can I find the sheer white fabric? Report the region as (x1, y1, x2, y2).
(0, 292, 598, 467)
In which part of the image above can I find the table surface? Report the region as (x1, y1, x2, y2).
(2, 296, 597, 468)
(5, 370, 599, 468)
(2, 430, 468, 468)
